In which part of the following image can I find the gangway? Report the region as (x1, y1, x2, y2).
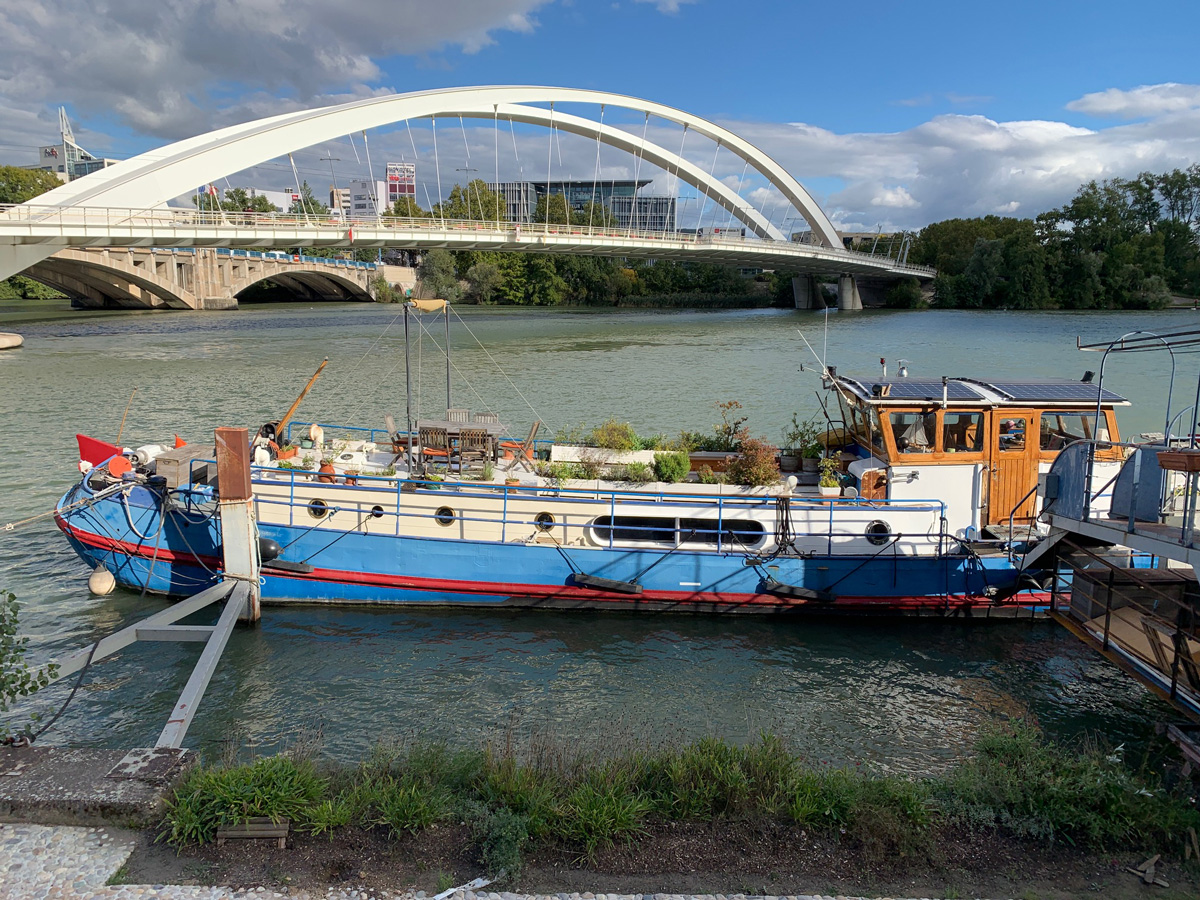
(1032, 328, 1200, 725)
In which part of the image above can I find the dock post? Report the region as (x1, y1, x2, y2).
(215, 426, 261, 624)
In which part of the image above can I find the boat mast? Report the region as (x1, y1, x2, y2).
(445, 302, 451, 414)
(404, 303, 414, 470)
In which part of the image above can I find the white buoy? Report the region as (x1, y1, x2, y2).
(0, 333, 23, 350)
(88, 564, 116, 596)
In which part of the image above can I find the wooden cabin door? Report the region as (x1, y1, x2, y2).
(987, 410, 1040, 526)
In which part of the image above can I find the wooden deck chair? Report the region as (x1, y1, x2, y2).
(384, 414, 408, 456)
(447, 407, 470, 423)
(472, 411, 500, 424)
(418, 426, 451, 470)
(501, 421, 541, 472)
(457, 428, 492, 471)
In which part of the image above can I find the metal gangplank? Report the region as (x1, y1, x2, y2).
(1037, 440, 1200, 722)
(1025, 327, 1200, 727)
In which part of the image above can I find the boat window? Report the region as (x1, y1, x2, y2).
(679, 518, 765, 547)
(1039, 411, 1108, 451)
(997, 416, 1030, 452)
(592, 515, 676, 544)
(890, 410, 938, 454)
(867, 407, 886, 454)
(942, 412, 984, 454)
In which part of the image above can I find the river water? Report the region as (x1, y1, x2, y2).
(0, 299, 1193, 770)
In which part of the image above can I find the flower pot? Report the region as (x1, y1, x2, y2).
(818, 484, 841, 498)
(779, 454, 800, 473)
(801, 457, 820, 474)
(276, 447, 298, 461)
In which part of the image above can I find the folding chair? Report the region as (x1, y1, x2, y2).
(501, 421, 541, 472)
(447, 407, 470, 423)
(418, 426, 451, 471)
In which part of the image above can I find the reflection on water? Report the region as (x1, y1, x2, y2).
(0, 301, 1185, 768)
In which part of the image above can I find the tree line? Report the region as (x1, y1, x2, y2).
(900, 167, 1200, 309)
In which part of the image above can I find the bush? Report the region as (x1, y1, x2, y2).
(652, 450, 690, 483)
(696, 464, 724, 485)
(617, 462, 654, 483)
(477, 806, 530, 877)
(589, 418, 638, 451)
(1, 590, 58, 742)
(161, 756, 328, 845)
(933, 723, 1200, 849)
(726, 436, 779, 486)
(559, 771, 652, 859)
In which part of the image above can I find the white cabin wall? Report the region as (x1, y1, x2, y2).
(887, 463, 983, 537)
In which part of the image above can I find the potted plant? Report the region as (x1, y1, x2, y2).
(818, 456, 841, 497)
(781, 413, 821, 474)
(276, 442, 298, 461)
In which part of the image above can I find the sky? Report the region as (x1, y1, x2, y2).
(2, 0, 1199, 232)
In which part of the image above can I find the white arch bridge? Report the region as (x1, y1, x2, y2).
(0, 86, 932, 308)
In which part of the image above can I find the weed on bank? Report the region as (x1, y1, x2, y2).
(160, 724, 1199, 877)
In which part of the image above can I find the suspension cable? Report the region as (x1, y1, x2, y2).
(589, 104, 605, 230)
(405, 119, 436, 214)
(432, 116, 444, 228)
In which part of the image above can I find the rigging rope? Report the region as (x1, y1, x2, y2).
(449, 307, 551, 429)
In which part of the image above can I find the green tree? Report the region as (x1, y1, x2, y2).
(0, 167, 66, 298)
(416, 248, 462, 302)
(464, 259, 504, 303)
(0, 166, 62, 204)
(388, 196, 430, 218)
(433, 180, 506, 222)
(287, 182, 329, 217)
(532, 193, 572, 226)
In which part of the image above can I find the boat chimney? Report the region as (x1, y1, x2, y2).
(880, 357, 887, 377)
(897, 359, 909, 378)
(941, 376, 948, 408)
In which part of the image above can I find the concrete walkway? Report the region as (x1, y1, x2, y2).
(0, 823, 955, 900)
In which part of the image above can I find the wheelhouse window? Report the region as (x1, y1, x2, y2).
(997, 416, 1030, 452)
(942, 412, 984, 454)
(1040, 411, 1108, 451)
(890, 410, 938, 454)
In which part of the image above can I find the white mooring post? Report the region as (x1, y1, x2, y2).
(215, 426, 261, 624)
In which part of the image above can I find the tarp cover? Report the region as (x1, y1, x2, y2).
(409, 298, 447, 313)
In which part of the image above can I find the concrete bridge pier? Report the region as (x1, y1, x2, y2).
(792, 275, 820, 309)
(837, 274, 863, 311)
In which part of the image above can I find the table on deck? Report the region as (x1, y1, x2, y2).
(415, 419, 509, 464)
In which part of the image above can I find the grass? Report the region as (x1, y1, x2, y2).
(159, 723, 1200, 877)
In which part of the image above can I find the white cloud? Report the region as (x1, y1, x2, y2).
(633, 0, 698, 11)
(0, 0, 552, 140)
(1067, 83, 1200, 119)
(870, 186, 918, 209)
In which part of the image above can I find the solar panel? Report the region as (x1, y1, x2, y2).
(873, 381, 982, 400)
(986, 382, 1126, 403)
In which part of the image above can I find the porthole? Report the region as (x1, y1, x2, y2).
(434, 506, 456, 526)
(865, 520, 891, 545)
(534, 512, 555, 532)
(307, 498, 329, 519)
(370, 505, 385, 519)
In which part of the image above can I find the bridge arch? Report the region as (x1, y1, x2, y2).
(16, 86, 840, 247)
(25, 250, 198, 309)
(232, 267, 373, 303)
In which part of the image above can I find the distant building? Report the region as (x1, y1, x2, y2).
(483, 179, 677, 232)
(385, 162, 416, 207)
(348, 178, 386, 218)
(28, 108, 119, 182)
(329, 187, 350, 219)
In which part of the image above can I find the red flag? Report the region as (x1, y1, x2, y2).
(76, 434, 122, 466)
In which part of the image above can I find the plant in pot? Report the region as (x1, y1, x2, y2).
(781, 413, 821, 474)
(818, 456, 841, 497)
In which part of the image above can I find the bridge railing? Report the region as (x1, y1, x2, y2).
(0, 204, 936, 276)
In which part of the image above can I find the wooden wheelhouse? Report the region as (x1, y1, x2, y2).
(828, 375, 1128, 530)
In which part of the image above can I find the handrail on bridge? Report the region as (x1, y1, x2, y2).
(0, 203, 937, 276)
